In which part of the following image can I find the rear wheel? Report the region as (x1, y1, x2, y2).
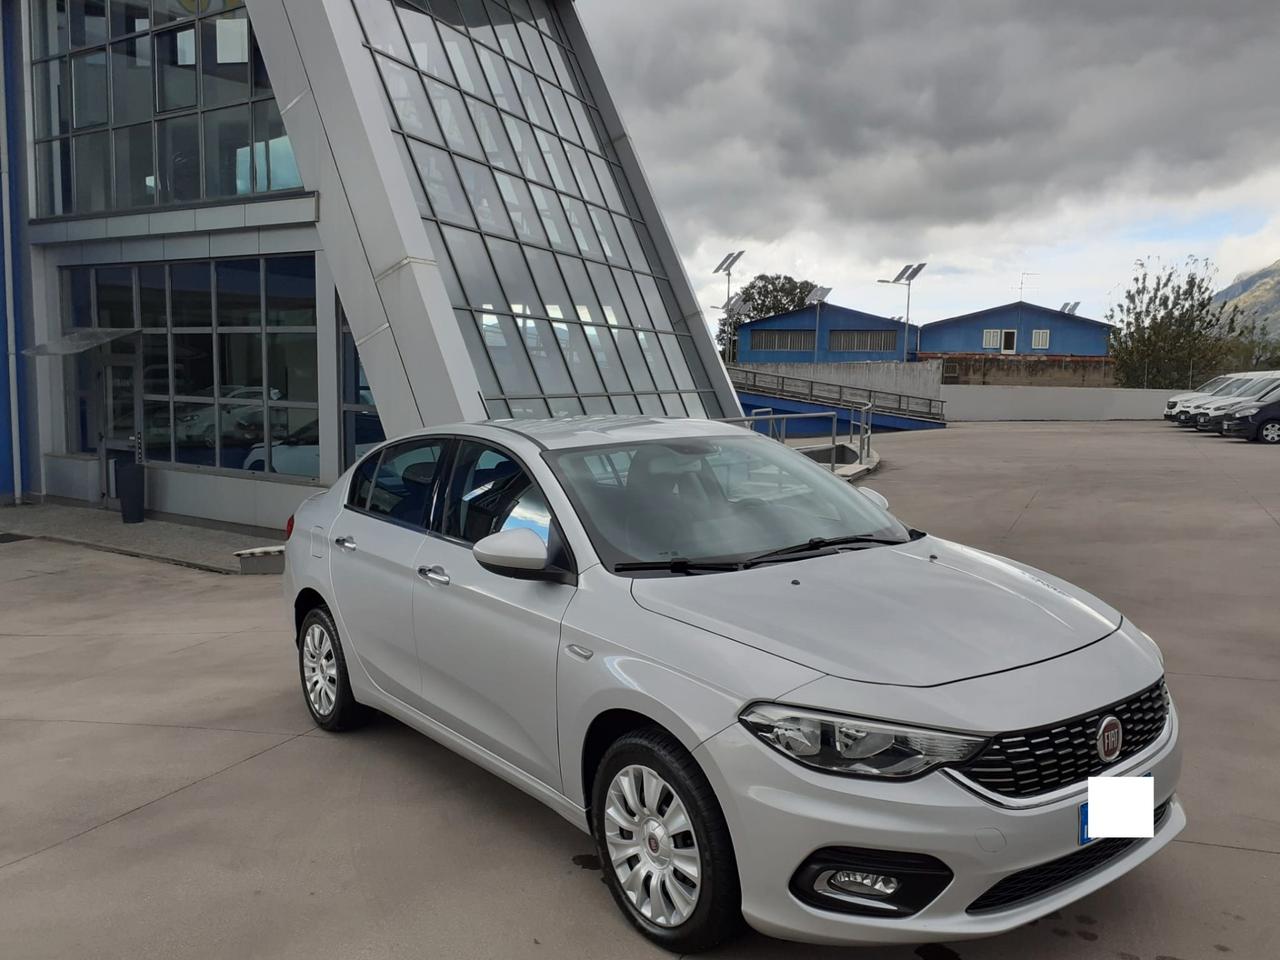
(298, 606, 368, 731)
(591, 728, 742, 953)
(1259, 420, 1280, 444)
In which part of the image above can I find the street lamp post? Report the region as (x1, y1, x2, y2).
(878, 263, 927, 361)
(806, 285, 832, 363)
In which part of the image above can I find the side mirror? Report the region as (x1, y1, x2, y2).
(474, 527, 572, 584)
(859, 487, 889, 511)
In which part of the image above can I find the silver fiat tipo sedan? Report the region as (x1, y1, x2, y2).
(283, 416, 1182, 952)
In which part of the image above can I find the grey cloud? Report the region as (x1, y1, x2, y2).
(577, 0, 1280, 258)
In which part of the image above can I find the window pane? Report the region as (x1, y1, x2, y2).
(555, 254, 602, 324)
(637, 394, 665, 416)
(156, 26, 198, 111)
(267, 332, 317, 402)
(501, 115, 550, 184)
(410, 141, 472, 226)
(376, 54, 442, 143)
(589, 205, 625, 264)
(143, 400, 172, 462)
(253, 99, 302, 191)
(204, 104, 252, 198)
(476, 45, 523, 117)
(343, 409, 385, 470)
(172, 401, 213, 463)
(493, 171, 546, 245)
(216, 259, 261, 326)
(113, 123, 155, 210)
(32, 0, 70, 58)
(660, 334, 696, 390)
(519, 317, 572, 393)
(442, 441, 550, 544)
(33, 59, 70, 138)
(590, 155, 623, 210)
(560, 197, 601, 259)
(170, 263, 212, 327)
(612, 215, 651, 272)
(219, 403, 265, 470)
(529, 184, 573, 252)
(638, 330, 676, 390)
(266, 256, 317, 326)
(36, 139, 73, 217)
(583, 323, 630, 392)
(508, 398, 550, 418)
(486, 237, 539, 313)
(96, 267, 134, 328)
(154, 0, 200, 25)
(111, 38, 153, 126)
(398, 4, 454, 80)
(519, 20, 554, 80)
(71, 50, 108, 128)
(533, 127, 572, 192)
(157, 114, 201, 203)
(455, 0, 500, 50)
(510, 64, 549, 128)
(367, 440, 444, 524)
(466, 97, 518, 171)
(682, 392, 707, 418)
(352, 0, 410, 60)
(455, 309, 501, 395)
(140, 265, 167, 328)
(67, 267, 93, 329)
(552, 320, 604, 393)
(490, 8, 528, 67)
(423, 220, 467, 306)
(613, 328, 655, 391)
(251, 31, 272, 97)
(586, 261, 628, 326)
(173, 333, 214, 395)
(612, 268, 652, 328)
(425, 77, 482, 158)
(70, 0, 108, 48)
(219, 332, 262, 398)
(396, 137, 431, 216)
(523, 247, 571, 318)
(201, 10, 251, 108)
(266, 408, 320, 477)
(539, 79, 577, 142)
(479, 313, 539, 394)
(564, 142, 601, 204)
(73, 131, 111, 213)
(456, 157, 514, 236)
(438, 24, 489, 98)
(635, 274, 674, 331)
(443, 226, 503, 308)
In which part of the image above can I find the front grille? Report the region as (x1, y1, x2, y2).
(967, 799, 1172, 914)
(958, 679, 1169, 798)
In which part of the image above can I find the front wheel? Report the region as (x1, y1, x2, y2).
(591, 728, 743, 953)
(1259, 420, 1280, 444)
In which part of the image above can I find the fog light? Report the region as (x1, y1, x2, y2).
(829, 871, 900, 898)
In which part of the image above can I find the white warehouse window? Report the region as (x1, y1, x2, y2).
(829, 329, 897, 352)
(982, 329, 1001, 349)
(1032, 329, 1051, 350)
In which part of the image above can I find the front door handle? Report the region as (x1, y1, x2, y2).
(334, 536, 358, 552)
(417, 564, 451, 586)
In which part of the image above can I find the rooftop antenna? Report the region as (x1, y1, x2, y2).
(1018, 272, 1040, 300)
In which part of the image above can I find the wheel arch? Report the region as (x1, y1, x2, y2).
(293, 587, 329, 641)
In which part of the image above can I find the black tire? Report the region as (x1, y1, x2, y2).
(1258, 419, 1280, 445)
(297, 605, 369, 731)
(590, 727, 743, 954)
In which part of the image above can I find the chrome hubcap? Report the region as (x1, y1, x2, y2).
(603, 764, 701, 927)
(1262, 423, 1280, 443)
(301, 624, 338, 716)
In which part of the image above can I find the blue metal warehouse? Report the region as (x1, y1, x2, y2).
(918, 301, 1111, 357)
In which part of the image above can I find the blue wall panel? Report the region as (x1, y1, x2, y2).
(0, 0, 24, 499)
(737, 304, 920, 364)
(917, 302, 1110, 356)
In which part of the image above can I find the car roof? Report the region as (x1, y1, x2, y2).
(422, 416, 756, 451)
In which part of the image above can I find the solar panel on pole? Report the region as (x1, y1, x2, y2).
(905, 262, 927, 282)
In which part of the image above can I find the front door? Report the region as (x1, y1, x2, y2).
(1001, 329, 1018, 354)
(413, 440, 575, 790)
(329, 438, 446, 709)
(100, 351, 140, 503)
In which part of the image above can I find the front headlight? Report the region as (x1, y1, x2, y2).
(1236, 407, 1260, 418)
(739, 704, 986, 778)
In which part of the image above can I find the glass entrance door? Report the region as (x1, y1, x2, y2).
(100, 352, 141, 502)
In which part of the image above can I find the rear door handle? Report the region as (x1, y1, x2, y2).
(417, 564, 450, 586)
(334, 536, 357, 552)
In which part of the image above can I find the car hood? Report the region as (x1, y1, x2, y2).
(630, 536, 1121, 687)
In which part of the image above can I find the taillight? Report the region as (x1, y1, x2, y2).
(285, 514, 295, 540)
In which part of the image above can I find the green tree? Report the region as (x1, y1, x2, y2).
(716, 273, 817, 361)
(1107, 258, 1242, 389)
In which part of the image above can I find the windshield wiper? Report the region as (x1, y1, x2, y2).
(613, 558, 743, 575)
(744, 533, 911, 566)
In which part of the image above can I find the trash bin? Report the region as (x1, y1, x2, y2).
(117, 460, 145, 524)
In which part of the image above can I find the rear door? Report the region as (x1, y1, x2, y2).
(412, 439, 575, 790)
(329, 437, 448, 709)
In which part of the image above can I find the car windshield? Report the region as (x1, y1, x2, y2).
(545, 434, 911, 572)
(1236, 377, 1280, 398)
(1212, 379, 1252, 396)
(1195, 376, 1228, 392)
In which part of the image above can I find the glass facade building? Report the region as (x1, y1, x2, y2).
(5, 0, 738, 526)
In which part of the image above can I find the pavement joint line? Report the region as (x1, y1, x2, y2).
(6, 534, 239, 576)
(1165, 670, 1280, 683)
(0, 730, 308, 875)
(1000, 485, 1042, 539)
(1172, 837, 1280, 858)
(0, 716, 310, 737)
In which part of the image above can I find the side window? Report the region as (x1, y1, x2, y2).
(365, 439, 446, 525)
(443, 441, 552, 544)
(348, 452, 379, 509)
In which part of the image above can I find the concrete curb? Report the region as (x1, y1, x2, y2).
(5, 533, 239, 575)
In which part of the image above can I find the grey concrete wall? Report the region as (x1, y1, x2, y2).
(737, 360, 942, 399)
(941, 385, 1172, 421)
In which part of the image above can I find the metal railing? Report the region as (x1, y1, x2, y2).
(726, 365, 946, 421)
(718, 404, 874, 472)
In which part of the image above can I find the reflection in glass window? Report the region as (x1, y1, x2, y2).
(217, 259, 261, 326)
(204, 104, 252, 198)
(443, 442, 551, 545)
(156, 26, 198, 111)
(480, 313, 540, 395)
(252, 100, 302, 191)
(157, 114, 201, 204)
(73, 131, 111, 212)
(367, 440, 444, 524)
(96, 267, 134, 328)
(140, 266, 167, 328)
(265, 407, 322, 478)
(202, 11, 251, 108)
(171, 263, 212, 327)
(377, 55, 441, 143)
(529, 184, 574, 252)
(410, 140, 473, 226)
(493, 172, 547, 246)
(173, 333, 215, 396)
(456, 157, 514, 236)
(219, 403, 265, 470)
(113, 123, 154, 208)
(426, 77, 482, 158)
(266, 256, 317, 325)
(174, 402, 217, 464)
(110, 38, 152, 125)
(399, 3, 455, 80)
(71, 49, 108, 127)
(33, 60, 69, 139)
(351, 0, 411, 61)
(267, 333, 318, 403)
(442, 227, 503, 308)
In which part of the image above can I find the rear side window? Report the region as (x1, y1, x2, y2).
(348, 453, 379, 509)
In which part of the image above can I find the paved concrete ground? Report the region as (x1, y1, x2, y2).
(0, 502, 280, 573)
(1, 422, 1275, 960)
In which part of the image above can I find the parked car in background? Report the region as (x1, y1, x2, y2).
(1222, 394, 1280, 444)
(283, 416, 1183, 952)
(1192, 375, 1280, 432)
(1167, 373, 1265, 424)
(1162, 375, 1233, 420)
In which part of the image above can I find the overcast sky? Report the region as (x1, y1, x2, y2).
(576, 0, 1280, 328)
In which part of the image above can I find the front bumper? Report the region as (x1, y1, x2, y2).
(1194, 413, 1228, 432)
(695, 706, 1183, 946)
(1223, 419, 1257, 439)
